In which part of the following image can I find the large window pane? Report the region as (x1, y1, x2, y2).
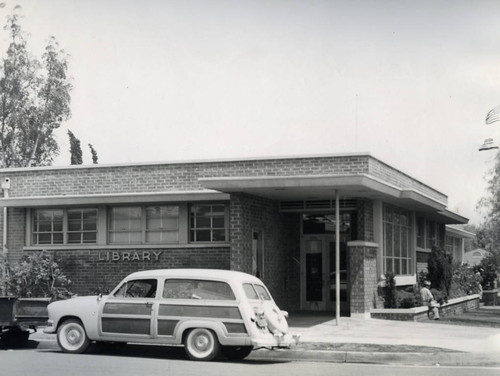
(109, 207, 142, 244)
(383, 205, 412, 276)
(145, 205, 179, 244)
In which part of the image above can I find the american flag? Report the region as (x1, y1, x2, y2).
(485, 105, 500, 124)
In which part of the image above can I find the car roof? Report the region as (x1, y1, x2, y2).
(124, 268, 263, 284)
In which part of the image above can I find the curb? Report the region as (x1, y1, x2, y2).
(30, 332, 500, 368)
(248, 348, 500, 367)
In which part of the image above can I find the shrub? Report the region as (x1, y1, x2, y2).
(5, 251, 72, 300)
(382, 272, 397, 308)
(430, 288, 448, 305)
(450, 262, 481, 298)
(396, 288, 422, 308)
(428, 246, 453, 295)
(478, 252, 499, 290)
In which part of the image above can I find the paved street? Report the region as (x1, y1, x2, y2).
(1, 345, 499, 376)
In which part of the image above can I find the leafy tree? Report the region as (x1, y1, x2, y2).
(0, 7, 71, 168)
(88, 143, 98, 164)
(478, 252, 500, 290)
(476, 150, 500, 287)
(67, 129, 82, 165)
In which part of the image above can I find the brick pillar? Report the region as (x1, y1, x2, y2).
(348, 241, 379, 319)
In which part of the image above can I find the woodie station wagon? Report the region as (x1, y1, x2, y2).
(44, 269, 296, 361)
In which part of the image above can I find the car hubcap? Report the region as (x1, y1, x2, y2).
(194, 334, 209, 351)
(66, 327, 82, 345)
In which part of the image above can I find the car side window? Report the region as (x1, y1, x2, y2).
(114, 279, 157, 298)
(163, 279, 235, 300)
(254, 284, 271, 301)
(243, 283, 259, 300)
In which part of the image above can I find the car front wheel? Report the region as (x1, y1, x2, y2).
(57, 319, 91, 354)
(183, 328, 220, 361)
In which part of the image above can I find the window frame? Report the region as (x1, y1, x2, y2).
(108, 204, 180, 245)
(416, 217, 442, 250)
(382, 204, 412, 276)
(31, 208, 98, 246)
(189, 203, 229, 243)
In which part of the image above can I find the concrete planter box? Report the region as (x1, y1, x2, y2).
(370, 294, 480, 322)
(482, 289, 499, 306)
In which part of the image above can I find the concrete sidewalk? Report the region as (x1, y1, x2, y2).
(249, 309, 500, 367)
(28, 309, 500, 367)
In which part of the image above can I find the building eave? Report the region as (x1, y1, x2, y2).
(0, 190, 230, 207)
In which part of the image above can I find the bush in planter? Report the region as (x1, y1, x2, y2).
(396, 288, 422, 308)
(428, 245, 453, 295)
(6, 251, 72, 300)
(450, 262, 481, 297)
(382, 272, 397, 308)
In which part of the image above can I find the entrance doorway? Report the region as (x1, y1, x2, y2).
(300, 213, 353, 315)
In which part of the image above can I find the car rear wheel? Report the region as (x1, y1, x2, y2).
(183, 328, 220, 361)
(221, 345, 253, 360)
(57, 319, 91, 354)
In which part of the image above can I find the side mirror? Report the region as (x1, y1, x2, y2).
(97, 293, 102, 301)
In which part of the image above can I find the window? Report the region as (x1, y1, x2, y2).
(32, 208, 97, 245)
(383, 205, 412, 275)
(445, 235, 462, 261)
(417, 217, 442, 250)
(109, 205, 179, 244)
(243, 283, 271, 301)
(109, 207, 142, 244)
(163, 279, 235, 300)
(68, 209, 97, 244)
(190, 204, 226, 242)
(146, 206, 179, 243)
(114, 279, 157, 298)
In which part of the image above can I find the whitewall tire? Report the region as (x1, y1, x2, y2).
(57, 319, 91, 354)
(183, 328, 220, 361)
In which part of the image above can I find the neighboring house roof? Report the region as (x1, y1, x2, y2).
(445, 225, 476, 239)
(463, 248, 489, 266)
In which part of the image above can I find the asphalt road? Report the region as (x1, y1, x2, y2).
(1, 341, 499, 376)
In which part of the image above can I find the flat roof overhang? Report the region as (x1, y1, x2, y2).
(0, 190, 230, 208)
(199, 174, 468, 224)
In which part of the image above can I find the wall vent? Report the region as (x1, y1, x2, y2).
(279, 199, 357, 212)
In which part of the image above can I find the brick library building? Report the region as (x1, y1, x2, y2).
(0, 153, 474, 318)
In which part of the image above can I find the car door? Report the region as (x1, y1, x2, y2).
(99, 278, 158, 340)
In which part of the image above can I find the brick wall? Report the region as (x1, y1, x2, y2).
(21, 247, 230, 296)
(349, 243, 378, 316)
(229, 193, 300, 310)
(356, 199, 374, 242)
(0, 154, 446, 201)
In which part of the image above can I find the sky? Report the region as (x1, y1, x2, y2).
(1, 0, 500, 225)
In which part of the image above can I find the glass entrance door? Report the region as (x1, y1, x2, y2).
(300, 212, 353, 314)
(301, 235, 349, 314)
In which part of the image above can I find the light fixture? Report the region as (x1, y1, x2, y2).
(479, 138, 499, 151)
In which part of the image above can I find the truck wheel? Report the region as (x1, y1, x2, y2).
(57, 319, 91, 354)
(221, 345, 253, 360)
(183, 328, 220, 361)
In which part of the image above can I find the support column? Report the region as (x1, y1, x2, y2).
(348, 241, 379, 319)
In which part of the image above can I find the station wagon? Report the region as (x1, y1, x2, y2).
(44, 269, 295, 361)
